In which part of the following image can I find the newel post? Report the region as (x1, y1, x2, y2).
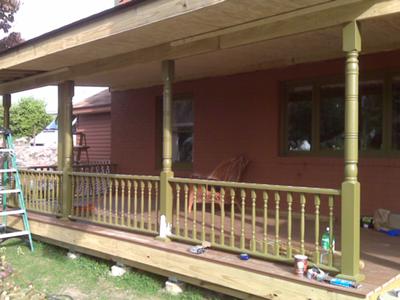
(3, 94, 11, 129)
(339, 21, 364, 282)
(159, 60, 174, 238)
(58, 81, 74, 219)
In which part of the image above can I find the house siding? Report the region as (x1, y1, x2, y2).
(111, 49, 400, 215)
(77, 112, 111, 161)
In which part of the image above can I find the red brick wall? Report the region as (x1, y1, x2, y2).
(111, 50, 400, 215)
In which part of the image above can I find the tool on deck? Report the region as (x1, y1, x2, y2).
(0, 127, 33, 251)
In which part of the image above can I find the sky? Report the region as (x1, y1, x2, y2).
(6, 0, 115, 113)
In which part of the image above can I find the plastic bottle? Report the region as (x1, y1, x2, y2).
(321, 227, 335, 251)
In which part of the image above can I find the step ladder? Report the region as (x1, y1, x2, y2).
(0, 127, 33, 251)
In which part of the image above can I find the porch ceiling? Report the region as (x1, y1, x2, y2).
(0, 0, 398, 93)
(74, 13, 400, 90)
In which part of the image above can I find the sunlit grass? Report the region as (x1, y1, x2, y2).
(0, 239, 231, 299)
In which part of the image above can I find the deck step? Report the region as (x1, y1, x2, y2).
(0, 189, 21, 194)
(0, 210, 25, 216)
(0, 169, 17, 173)
(0, 231, 29, 239)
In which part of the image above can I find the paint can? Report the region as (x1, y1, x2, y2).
(294, 255, 308, 275)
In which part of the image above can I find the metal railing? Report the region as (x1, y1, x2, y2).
(19, 169, 63, 216)
(169, 177, 340, 271)
(69, 172, 160, 235)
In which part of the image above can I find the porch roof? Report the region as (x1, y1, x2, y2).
(0, 0, 399, 94)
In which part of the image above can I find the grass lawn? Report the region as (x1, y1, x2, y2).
(0, 239, 233, 300)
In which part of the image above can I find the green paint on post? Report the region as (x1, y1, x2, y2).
(338, 21, 365, 282)
(158, 60, 175, 241)
(58, 81, 74, 219)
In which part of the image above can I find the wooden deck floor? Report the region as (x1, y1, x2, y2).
(6, 212, 400, 300)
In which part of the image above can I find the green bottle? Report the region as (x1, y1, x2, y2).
(321, 227, 335, 251)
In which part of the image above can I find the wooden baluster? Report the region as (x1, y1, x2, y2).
(251, 190, 257, 252)
(300, 194, 306, 255)
(287, 193, 293, 259)
(274, 192, 280, 257)
(176, 184, 181, 236)
(147, 181, 152, 231)
(184, 184, 189, 238)
(155, 181, 158, 227)
(102, 178, 107, 223)
(328, 195, 334, 267)
(114, 179, 119, 225)
(134, 181, 138, 228)
(121, 180, 126, 226)
(90, 176, 95, 221)
(80, 176, 85, 218)
(230, 188, 235, 248)
(56, 174, 60, 214)
(37, 173, 40, 210)
(86, 176, 91, 218)
(220, 187, 225, 246)
(51, 174, 55, 213)
(140, 180, 145, 229)
(46, 175, 50, 212)
(95, 177, 100, 222)
(108, 179, 113, 224)
(263, 191, 268, 254)
(211, 186, 216, 244)
(201, 185, 206, 242)
(39, 173, 43, 211)
(127, 180, 132, 227)
(192, 185, 197, 240)
(240, 189, 246, 250)
(314, 195, 321, 265)
(44, 174, 48, 212)
(91, 176, 96, 222)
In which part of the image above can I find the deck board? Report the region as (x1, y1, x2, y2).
(7, 212, 399, 299)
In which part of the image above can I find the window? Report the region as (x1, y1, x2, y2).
(320, 83, 345, 151)
(172, 99, 193, 163)
(359, 80, 383, 150)
(282, 75, 391, 156)
(286, 86, 312, 152)
(392, 77, 400, 150)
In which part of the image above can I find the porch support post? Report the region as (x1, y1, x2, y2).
(338, 21, 364, 282)
(58, 81, 74, 219)
(159, 60, 174, 236)
(3, 94, 11, 129)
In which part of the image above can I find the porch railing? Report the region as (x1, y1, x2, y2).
(19, 169, 63, 216)
(169, 177, 340, 271)
(28, 161, 116, 173)
(69, 172, 160, 235)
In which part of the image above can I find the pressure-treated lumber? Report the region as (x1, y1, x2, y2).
(8, 215, 372, 300)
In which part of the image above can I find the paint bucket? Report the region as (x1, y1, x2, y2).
(294, 255, 308, 275)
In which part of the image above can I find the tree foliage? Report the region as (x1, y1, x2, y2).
(0, 0, 22, 51)
(9, 97, 52, 138)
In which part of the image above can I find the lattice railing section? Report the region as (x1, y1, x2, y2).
(19, 169, 63, 216)
(69, 172, 160, 235)
(169, 177, 340, 271)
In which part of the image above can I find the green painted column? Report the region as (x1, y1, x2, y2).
(58, 81, 74, 219)
(3, 94, 11, 129)
(338, 21, 364, 282)
(159, 60, 174, 235)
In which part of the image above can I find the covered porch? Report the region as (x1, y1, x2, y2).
(1, 0, 400, 298)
